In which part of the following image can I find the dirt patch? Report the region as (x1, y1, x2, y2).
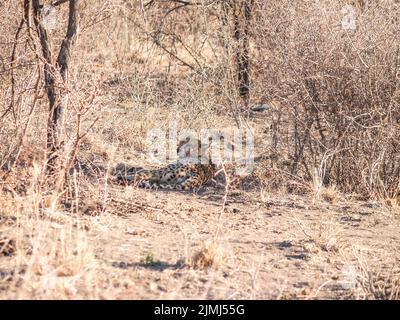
(2, 183, 398, 299)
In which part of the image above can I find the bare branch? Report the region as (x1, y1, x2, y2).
(52, 0, 70, 7)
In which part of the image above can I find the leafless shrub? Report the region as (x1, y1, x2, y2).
(253, 0, 399, 200)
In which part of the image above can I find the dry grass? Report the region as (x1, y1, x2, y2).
(191, 242, 226, 270)
(320, 186, 342, 205)
(0, 0, 399, 300)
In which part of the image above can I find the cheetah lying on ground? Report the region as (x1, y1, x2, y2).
(114, 138, 218, 190)
(114, 161, 216, 190)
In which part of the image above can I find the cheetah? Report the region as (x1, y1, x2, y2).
(114, 138, 218, 190)
(115, 161, 216, 190)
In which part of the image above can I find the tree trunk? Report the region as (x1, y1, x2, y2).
(30, 0, 79, 182)
(233, 0, 253, 105)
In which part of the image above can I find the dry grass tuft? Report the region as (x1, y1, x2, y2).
(321, 186, 342, 204)
(191, 242, 226, 270)
(361, 270, 400, 300)
(29, 224, 94, 277)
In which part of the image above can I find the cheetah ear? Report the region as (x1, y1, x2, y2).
(176, 136, 190, 153)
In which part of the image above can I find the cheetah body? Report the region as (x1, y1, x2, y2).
(116, 161, 216, 190)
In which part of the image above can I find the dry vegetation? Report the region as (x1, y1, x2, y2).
(0, 0, 399, 299)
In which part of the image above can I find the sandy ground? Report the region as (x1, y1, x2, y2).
(60, 184, 400, 299)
